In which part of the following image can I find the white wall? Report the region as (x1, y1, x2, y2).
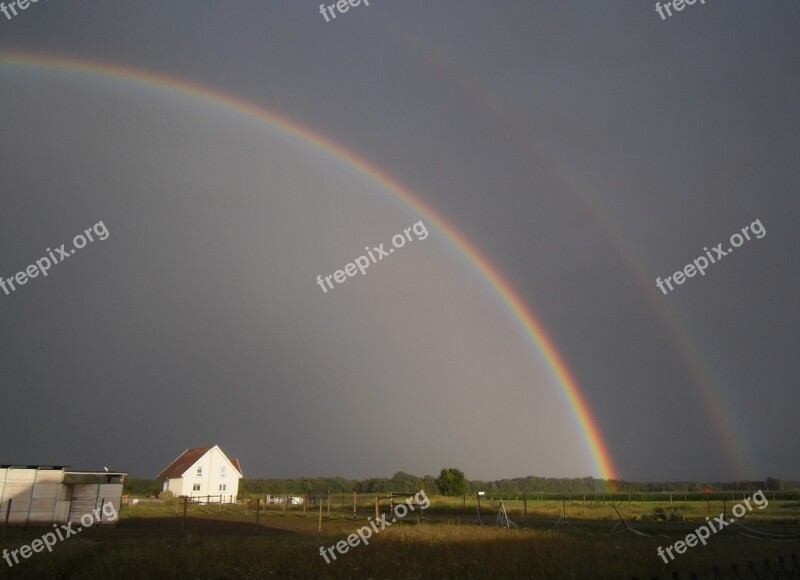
(164, 477, 183, 496)
(178, 447, 240, 502)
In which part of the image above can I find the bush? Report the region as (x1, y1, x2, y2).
(436, 468, 467, 497)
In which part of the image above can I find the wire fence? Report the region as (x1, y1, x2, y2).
(631, 554, 800, 579)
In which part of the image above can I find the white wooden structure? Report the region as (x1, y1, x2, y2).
(0, 466, 125, 526)
(265, 494, 305, 505)
(157, 445, 242, 503)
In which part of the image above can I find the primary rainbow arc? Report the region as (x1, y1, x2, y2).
(0, 51, 620, 482)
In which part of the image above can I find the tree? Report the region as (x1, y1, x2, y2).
(436, 468, 467, 496)
(390, 472, 421, 493)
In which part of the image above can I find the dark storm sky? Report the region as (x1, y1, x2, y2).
(0, 1, 798, 482)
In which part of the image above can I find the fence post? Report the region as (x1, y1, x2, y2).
(3, 498, 11, 539)
(96, 498, 105, 536)
(318, 497, 323, 532)
(353, 492, 357, 519)
(375, 496, 379, 521)
(255, 499, 261, 535)
(181, 496, 188, 534)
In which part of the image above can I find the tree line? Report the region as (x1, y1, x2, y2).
(124, 471, 795, 497)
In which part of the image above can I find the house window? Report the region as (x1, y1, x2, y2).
(220, 466, 226, 477)
(196, 466, 203, 477)
(192, 484, 201, 492)
(219, 484, 227, 492)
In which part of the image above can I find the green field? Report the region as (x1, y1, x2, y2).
(1, 496, 798, 579)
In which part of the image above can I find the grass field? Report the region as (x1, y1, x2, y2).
(1, 496, 798, 579)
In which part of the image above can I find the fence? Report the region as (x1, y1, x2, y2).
(632, 554, 800, 579)
(183, 494, 236, 504)
(455, 490, 800, 503)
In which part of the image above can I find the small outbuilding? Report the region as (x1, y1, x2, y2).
(157, 445, 242, 503)
(0, 465, 126, 526)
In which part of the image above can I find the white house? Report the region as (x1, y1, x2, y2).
(157, 445, 242, 503)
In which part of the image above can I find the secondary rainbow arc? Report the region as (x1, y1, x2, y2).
(0, 51, 620, 482)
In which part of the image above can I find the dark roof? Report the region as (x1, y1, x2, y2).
(66, 470, 127, 477)
(157, 446, 212, 479)
(0, 465, 66, 469)
(157, 446, 243, 479)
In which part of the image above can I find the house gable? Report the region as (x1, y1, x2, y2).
(157, 445, 243, 501)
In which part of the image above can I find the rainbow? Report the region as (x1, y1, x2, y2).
(395, 28, 751, 477)
(0, 51, 620, 482)
(397, 41, 753, 478)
